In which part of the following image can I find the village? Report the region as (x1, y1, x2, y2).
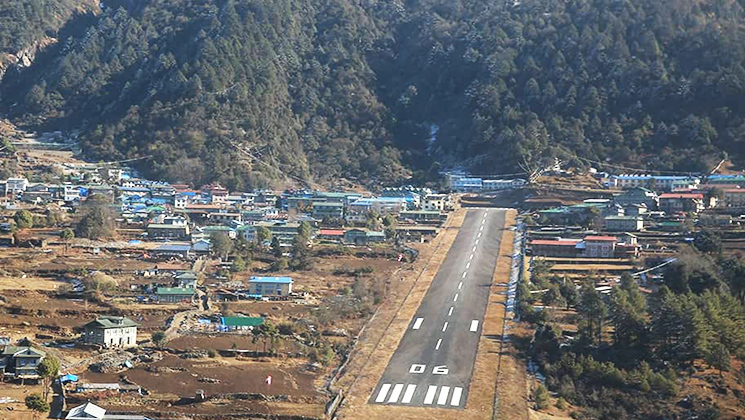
(0, 138, 462, 419)
(2, 133, 745, 419)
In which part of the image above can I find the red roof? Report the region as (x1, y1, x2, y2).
(319, 229, 344, 236)
(530, 239, 580, 246)
(659, 193, 704, 199)
(725, 189, 745, 194)
(584, 236, 617, 242)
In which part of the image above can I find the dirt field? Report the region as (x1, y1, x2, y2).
(0, 382, 47, 420)
(81, 354, 322, 399)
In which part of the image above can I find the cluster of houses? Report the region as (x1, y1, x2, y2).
(529, 172, 745, 259)
(2, 171, 455, 258)
(447, 172, 527, 192)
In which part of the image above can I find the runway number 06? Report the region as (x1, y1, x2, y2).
(409, 364, 449, 375)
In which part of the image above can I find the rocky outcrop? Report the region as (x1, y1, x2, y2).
(0, 36, 58, 82)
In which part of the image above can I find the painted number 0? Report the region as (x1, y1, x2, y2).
(409, 364, 426, 374)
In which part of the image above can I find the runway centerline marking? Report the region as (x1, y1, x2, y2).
(475, 239, 479, 245)
(435, 338, 442, 350)
(469, 253, 474, 260)
(453, 293, 459, 302)
(423, 386, 437, 405)
(402, 385, 416, 404)
(437, 386, 451, 405)
(472, 246, 477, 252)
(450, 387, 463, 406)
(458, 281, 463, 289)
(412, 318, 424, 330)
(448, 307, 454, 316)
(470, 320, 479, 332)
(388, 384, 404, 403)
(462, 271, 467, 278)
(375, 384, 391, 403)
(442, 322, 449, 332)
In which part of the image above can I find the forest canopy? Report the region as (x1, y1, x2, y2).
(2, 0, 745, 187)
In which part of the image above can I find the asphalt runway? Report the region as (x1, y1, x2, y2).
(369, 209, 506, 409)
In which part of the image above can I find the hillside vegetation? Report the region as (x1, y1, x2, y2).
(2, 0, 745, 187)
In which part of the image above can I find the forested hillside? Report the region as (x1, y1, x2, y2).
(2, 0, 745, 187)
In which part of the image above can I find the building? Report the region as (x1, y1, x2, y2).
(604, 174, 700, 191)
(147, 219, 190, 239)
(199, 225, 237, 239)
(0, 346, 45, 381)
(399, 210, 448, 225)
(155, 287, 196, 303)
(658, 193, 705, 214)
(604, 216, 644, 232)
(614, 187, 658, 209)
(151, 244, 193, 259)
(248, 276, 293, 296)
(348, 197, 409, 215)
(220, 316, 264, 331)
(483, 179, 527, 190)
(723, 189, 745, 207)
(82, 316, 138, 348)
(344, 228, 386, 245)
(207, 212, 242, 226)
(317, 229, 345, 242)
(66, 402, 152, 420)
(175, 271, 198, 288)
(312, 202, 345, 220)
(583, 236, 617, 258)
(530, 239, 582, 258)
(449, 175, 483, 192)
(421, 194, 452, 212)
(4, 177, 28, 196)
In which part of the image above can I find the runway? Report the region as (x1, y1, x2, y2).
(369, 209, 506, 409)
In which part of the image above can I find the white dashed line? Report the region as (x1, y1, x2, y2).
(458, 281, 462, 289)
(423, 386, 437, 404)
(448, 307, 454, 316)
(437, 386, 451, 405)
(412, 318, 424, 330)
(470, 320, 479, 332)
(480, 225, 484, 231)
(462, 271, 467, 278)
(388, 384, 404, 403)
(442, 322, 448, 332)
(469, 253, 474, 260)
(453, 293, 459, 302)
(475, 239, 479, 245)
(466, 262, 471, 269)
(435, 338, 442, 350)
(473, 246, 477, 252)
(375, 384, 391, 402)
(402, 385, 416, 404)
(478, 232, 482, 238)
(450, 387, 463, 406)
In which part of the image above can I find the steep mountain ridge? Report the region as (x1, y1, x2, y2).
(2, 0, 745, 187)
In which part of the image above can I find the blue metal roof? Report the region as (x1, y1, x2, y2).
(249, 276, 293, 284)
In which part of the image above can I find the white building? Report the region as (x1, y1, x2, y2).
(4, 177, 28, 196)
(82, 316, 138, 347)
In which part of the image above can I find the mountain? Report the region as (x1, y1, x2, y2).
(2, 0, 745, 188)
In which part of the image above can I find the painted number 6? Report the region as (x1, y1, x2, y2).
(433, 365, 449, 375)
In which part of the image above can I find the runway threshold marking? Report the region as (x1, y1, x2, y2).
(375, 384, 391, 402)
(388, 384, 404, 403)
(470, 320, 479, 332)
(437, 386, 451, 405)
(412, 318, 424, 330)
(424, 386, 437, 404)
(450, 387, 463, 406)
(402, 385, 416, 404)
